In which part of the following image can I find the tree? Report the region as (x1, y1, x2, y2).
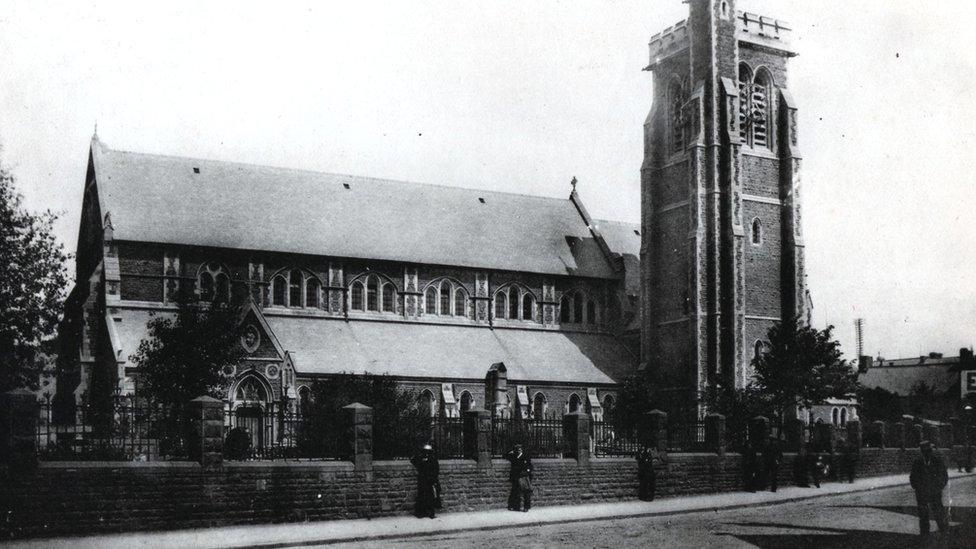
(857, 385, 903, 422)
(612, 372, 659, 435)
(703, 383, 772, 451)
(751, 316, 859, 428)
(129, 293, 246, 407)
(0, 155, 69, 393)
(303, 373, 426, 459)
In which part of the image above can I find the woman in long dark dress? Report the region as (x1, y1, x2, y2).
(410, 443, 440, 518)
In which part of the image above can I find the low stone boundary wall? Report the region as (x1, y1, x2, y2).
(0, 447, 946, 540)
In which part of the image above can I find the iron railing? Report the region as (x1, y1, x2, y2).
(667, 421, 707, 452)
(223, 405, 344, 461)
(591, 421, 640, 456)
(490, 417, 565, 458)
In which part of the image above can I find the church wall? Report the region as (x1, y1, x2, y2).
(740, 155, 780, 199)
(743, 201, 782, 317)
(738, 45, 789, 89)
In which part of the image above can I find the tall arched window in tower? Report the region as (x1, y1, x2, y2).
(751, 218, 763, 245)
(751, 69, 772, 149)
(668, 78, 685, 156)
(738, 63, 752, 143)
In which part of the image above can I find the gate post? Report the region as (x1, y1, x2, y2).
(343, 403, 373, 471)
(188, 396, 224, 467)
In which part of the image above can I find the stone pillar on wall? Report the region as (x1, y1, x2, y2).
(474, 272, 490, 323)
(871, 420, 887, 449)
(705, 413, 726, 456)
(749, 416, 770, 448)
(563, 411, 591, 465)
(343, 403, 373, 471)
(329, 264, 345, 315)
(891, 422, 906, 449)
(640, 410, 668, 452)
(402, 267, 420, 319)
(188, 396, 224, 467)
(784, 418, 804, 452)
(485, 363, 509, 418)
(814, 422, 835, 453)
(846, 420, 862, 449)
(463, 410, 492, 469)
(541, 281, 557, 326)
(1, 389, 39, 470)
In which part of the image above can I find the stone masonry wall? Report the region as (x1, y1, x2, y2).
(0, 447, 940, 540)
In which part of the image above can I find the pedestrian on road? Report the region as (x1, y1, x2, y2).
(411, 443, 440, 519)
(762, 436, 783, 492)
(504, 443, 533, 512)
(636, 445, 667, 501)
(840, 440, 859, 483)
(909, 440, 949, 537)
(809, 450, 827, 488)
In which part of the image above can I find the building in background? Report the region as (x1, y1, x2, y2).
(859, 349, 975, 420)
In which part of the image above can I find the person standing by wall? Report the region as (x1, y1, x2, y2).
(840, 440, 859, 483)
(636, 445, 667, 501)
(505, 443, 533, 512)
(762, 436, 783, 492)
(910, 440, 949, 537)
(411, 443, 440, 519)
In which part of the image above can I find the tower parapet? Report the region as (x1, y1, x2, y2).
(736, 11, 794, 54)
(647, 19, 688, 68)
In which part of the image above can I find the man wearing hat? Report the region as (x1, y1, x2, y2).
(505, 443, 533, 511)
(411, 443, 440, 519)
(909, 440, 949, 536)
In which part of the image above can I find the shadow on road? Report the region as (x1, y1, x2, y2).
(720, 505, 976, 548)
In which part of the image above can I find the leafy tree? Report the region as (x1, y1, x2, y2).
(303, 373, 426, 459)
(751, 316, 859, 429)
(129, 292, 246, 407)
(611, 372, 659, 435)
(0, 155, 69, 393)
(857, 385, 903, 422)
(703, 383, 772, 451)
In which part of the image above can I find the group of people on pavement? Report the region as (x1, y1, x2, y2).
(410, 436, 957, 539)
(409, 442, 534, 518)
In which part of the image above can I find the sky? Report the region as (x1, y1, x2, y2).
(1, 1, 974, 360)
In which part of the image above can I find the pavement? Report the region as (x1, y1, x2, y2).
(6, 471, 973, 549)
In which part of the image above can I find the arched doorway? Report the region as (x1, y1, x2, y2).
(232, 375, 272, 452)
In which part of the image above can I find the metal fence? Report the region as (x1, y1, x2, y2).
(379, 417, 466, 460)
(36, 399, 188, 461)
(491, 417, 565, 458)
(667, 421, 707, 452)
(591, 421, 640, 457)
(223, 405, 344, 461)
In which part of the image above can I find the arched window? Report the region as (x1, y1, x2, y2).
(522, 294, 534, 322)
(382, 283, 395, 312)
(459, 391, 473, 413)
(568, 393, 581, 414)
(751, 218, 763, 245)
(351, 281, 365, 311)
(721, 1, 730, 18)
(425, 286, 437, 314)
(753, 340, 767, 361)
(738, 63, 752, 143)
(199, 272, 214, 301)
(560, 295, 572, 323)
(573, 294, 584, 323)
(494, 290, 507, 319)
(738, 63, 773, 150)
(305, 277, 320, 308)
(508, 289, 520, 320)
(366, 276, 379, 311)
(831, 407, 840, 426)
(751, 69, 771, 149)
(533, 392, 547, 419)
(439, 280, 451, 315)
(668, 78, 685, 155)
(289, 269, 302, 307)
(454, 288, 468, 317)
(273, 275, 287, 306)
(586, 300, 597, 325)
(840, 408, 848, 426)
(420, 390, 436, 418)
(235, 376, 268, 402)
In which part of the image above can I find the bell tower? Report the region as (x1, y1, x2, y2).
(639, 0, 804, 416)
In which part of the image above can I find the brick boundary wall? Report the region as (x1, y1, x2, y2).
(0, 447, 952, 540)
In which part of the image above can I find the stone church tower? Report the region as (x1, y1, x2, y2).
(640, 0, 805, 415)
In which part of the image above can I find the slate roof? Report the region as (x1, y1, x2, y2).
(859, 358, 960, 396)
(264, 316, 635, 384)
(91, 138, 622, 279)
(593, 219, 641, 258)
